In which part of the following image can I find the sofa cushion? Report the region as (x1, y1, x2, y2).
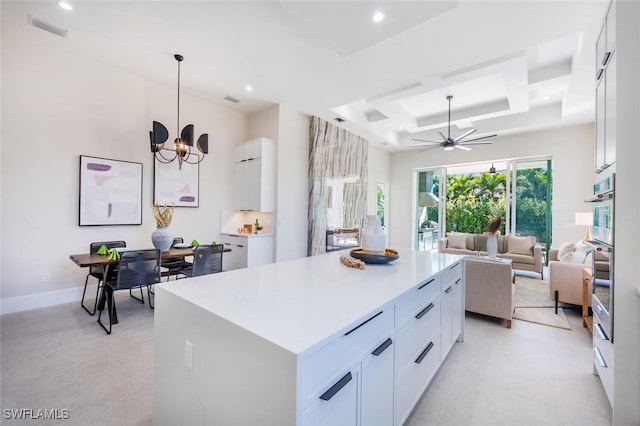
(476, 235, 488, 252)
(447, 232, 468, 249)
(499, 253, 535, 265)
(557, 242, 576, 260)
(507, 235, 536, 256)
(560, 251, 588, 264)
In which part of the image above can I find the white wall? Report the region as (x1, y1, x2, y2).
(247, 105, 310, 262)
(0, 27, 248, 312)
(388, 124, 595, 250)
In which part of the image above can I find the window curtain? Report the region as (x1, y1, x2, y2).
(308, 116, 368, 256)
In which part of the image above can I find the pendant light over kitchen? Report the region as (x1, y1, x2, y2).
(149, 54, 208, 169)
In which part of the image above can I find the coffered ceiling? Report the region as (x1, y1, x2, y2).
(2, 1, 609, 151)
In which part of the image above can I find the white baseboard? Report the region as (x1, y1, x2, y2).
(0, 285, 96, 315)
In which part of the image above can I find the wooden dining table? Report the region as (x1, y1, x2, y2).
(70, 246, 230, 324)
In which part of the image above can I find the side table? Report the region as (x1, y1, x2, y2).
(582, 267, 593, 332)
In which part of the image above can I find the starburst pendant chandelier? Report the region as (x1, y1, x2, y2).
(149, 54, 208, 169)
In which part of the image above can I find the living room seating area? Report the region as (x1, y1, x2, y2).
(438, 232, 543, 276)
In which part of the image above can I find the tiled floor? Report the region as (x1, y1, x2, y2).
(1, 287, 611, 425)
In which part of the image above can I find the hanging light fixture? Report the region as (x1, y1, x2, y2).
(489, 163, 496, 174)
(149, 54, 208, 169)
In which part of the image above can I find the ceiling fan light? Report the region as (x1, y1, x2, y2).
(444, 146, 454, 151)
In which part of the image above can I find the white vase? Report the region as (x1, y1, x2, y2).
(487, 235, 498, 259)
(361, 215, 386, 254)
(152, 226, 173, 252)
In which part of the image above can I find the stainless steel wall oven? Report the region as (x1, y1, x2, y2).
(586, 170, 614, 342)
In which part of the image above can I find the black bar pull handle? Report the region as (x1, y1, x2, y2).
(371, 338, 393, 356)
(445, 286, 453, 294)
(344, 311, 383, 336)
(415, 303, 434, 319)
(319, 372, 352, 401)
(418, 278, 435, 290)
(455, 278, 462, 285)
(449, 263, 459, 270)
(415, 341, 434, 364)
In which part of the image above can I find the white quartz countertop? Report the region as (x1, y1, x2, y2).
(157, 249, 464, 356)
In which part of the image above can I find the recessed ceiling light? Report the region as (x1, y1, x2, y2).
(372, 12, 384, 23)
(244, 85, 253, 92)
(543, 96, 550, 100)
(58, 1, 73, 11)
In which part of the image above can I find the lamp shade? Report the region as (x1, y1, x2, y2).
(575, 212, 593, 226)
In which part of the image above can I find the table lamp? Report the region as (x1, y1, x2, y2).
(575, 212, 593, 241)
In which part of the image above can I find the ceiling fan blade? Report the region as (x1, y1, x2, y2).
(419, 146, 441, 152)
(437, 132, 448, 142)
(411, 138, 442, 144)
(454, 144, 472, 151)
(458, 141, 493, 146)
(454, 128, 477, 142)
(459, 133, 497, 143)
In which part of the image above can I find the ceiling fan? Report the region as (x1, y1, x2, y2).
(411, 95, 497, 151)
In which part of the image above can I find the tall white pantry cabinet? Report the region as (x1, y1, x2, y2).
(233, 137, 276, 212)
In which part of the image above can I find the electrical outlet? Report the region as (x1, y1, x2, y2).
(185, 340, 193, 370)
(41, 273, 50, 283)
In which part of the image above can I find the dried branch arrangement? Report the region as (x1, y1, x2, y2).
(152, 204, 174, 227)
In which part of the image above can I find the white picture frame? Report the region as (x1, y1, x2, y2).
(79, 155, 143, 226)
(154, 151, 200, 207)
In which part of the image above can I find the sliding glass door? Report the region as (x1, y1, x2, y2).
(414, 158, 552, 254)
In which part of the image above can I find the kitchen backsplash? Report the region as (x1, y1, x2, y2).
(221, 210, 274, 235)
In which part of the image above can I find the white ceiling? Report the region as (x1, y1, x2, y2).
(2, 0, 609, 151)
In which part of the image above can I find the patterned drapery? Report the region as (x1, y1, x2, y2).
(308, 116, 368, 256)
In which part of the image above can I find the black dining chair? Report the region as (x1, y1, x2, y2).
(97, 249, 161, 334)
(160, 237, 193, 280)
(177, 244, 224, 278)
(82, 240, 126, 315)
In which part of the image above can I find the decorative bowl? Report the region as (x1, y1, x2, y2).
(350, 248, 399, 264)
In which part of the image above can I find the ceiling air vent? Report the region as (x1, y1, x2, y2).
(224, 96, 240, 104)
(29, 15, 68, 38)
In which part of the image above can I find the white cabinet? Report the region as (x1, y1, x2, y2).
(219, 234, 273, 270)
(594, 0, 616, 174)
(440, 262, 464, 359)
(361, 337, 395, 426)
(302, 368, 359, 426)
(233, 137, 276, 212)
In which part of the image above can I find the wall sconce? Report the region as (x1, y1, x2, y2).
(149, 54, 208, 169)
(489, 163, 496, 174)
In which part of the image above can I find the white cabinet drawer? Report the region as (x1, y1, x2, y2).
(395, 333, 441, 426)
(395, 300, 440, 376)
(302, 366, 359, 426)
(395, 275, 440, 327)
(299, 307, 394, 408)
(440, 261, 462, 288)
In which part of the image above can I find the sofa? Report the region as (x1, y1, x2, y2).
(464, 257, 515, 328)
(438, 232, 543, 276)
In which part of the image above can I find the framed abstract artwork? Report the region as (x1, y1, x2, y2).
(154, 151, 199, 207)
(79, 155, 143, 226)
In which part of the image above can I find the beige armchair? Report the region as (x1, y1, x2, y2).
(548, 248, 591, 313)
(464, 258, 515, 328)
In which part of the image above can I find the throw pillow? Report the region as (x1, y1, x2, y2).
(476, 235, 489, 252)
(447, 232, 468, 249)
(557, 242, 576, 260)
(506, 235, 535, 255)
(560, 251, 587, 264)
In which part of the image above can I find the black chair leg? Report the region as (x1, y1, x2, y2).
(555, 290, 559, 314)
(129, 286, 145, 303)
(97, 288, 114, 335)
(147, 285, 155, 309)
(81, 276, 102, 316)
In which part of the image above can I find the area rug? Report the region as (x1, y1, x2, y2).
(513, 276, 571, 330)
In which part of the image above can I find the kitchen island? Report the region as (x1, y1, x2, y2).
(154, 249, 465, 426)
